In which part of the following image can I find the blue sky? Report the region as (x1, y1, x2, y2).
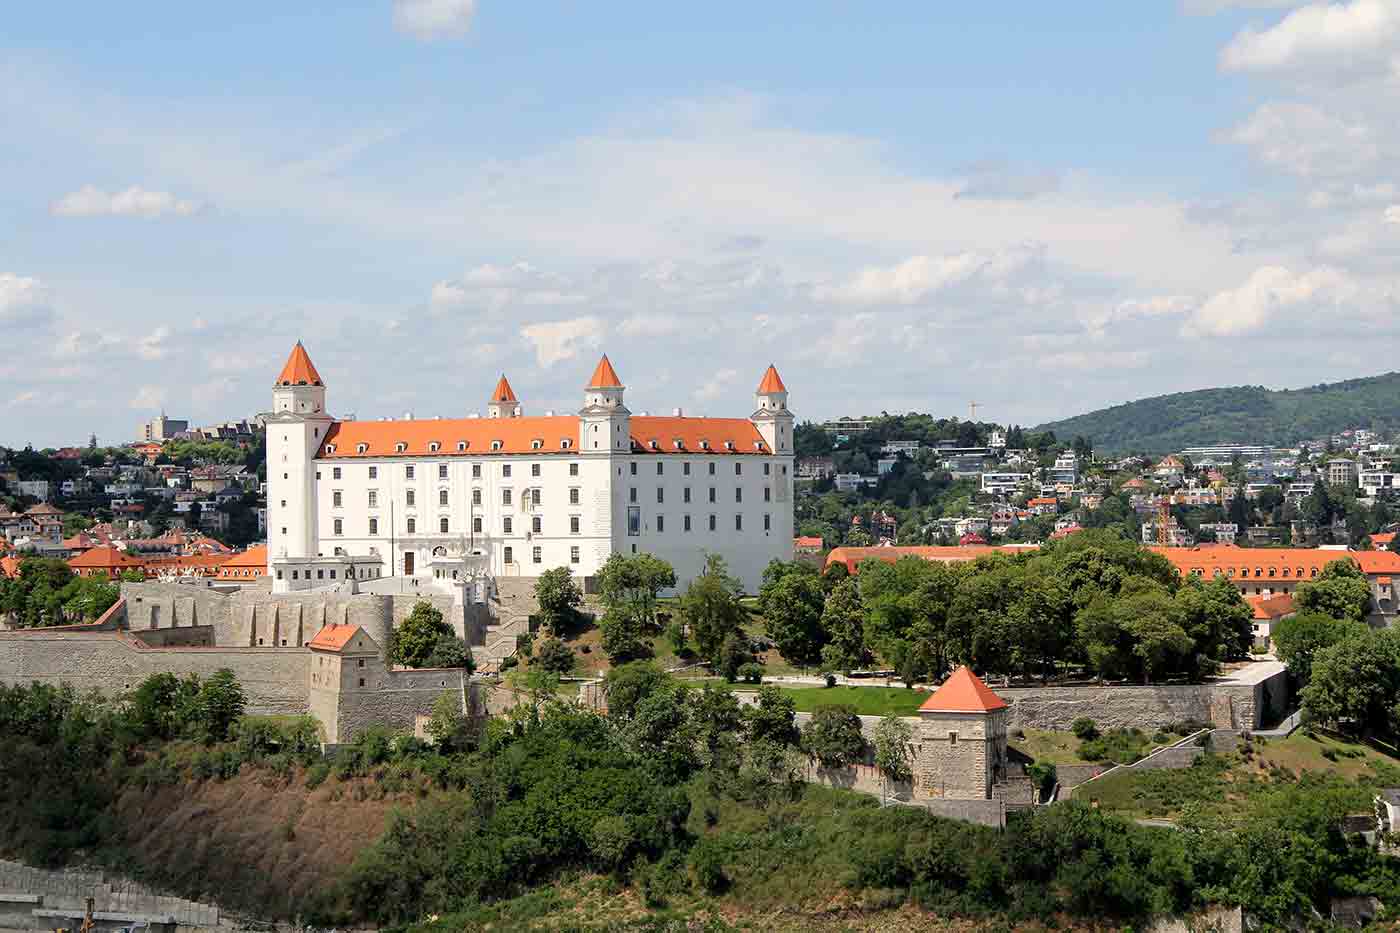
(5, 1, 1400, 447)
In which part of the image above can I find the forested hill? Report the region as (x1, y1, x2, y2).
(1033, 372, 1400, 454)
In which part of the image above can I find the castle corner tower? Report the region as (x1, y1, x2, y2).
(579, 354, 630, 453)
(751, 364, 793, 457)
(487, 375, 521, 419)
(267, 341, 334, 590)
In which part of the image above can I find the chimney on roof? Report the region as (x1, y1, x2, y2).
(545, 409, 555, 416)
(673, 407, 683, 417)
(403, 411, 414, 420)
(639, 410, 649, 417)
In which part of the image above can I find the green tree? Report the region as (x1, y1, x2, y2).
(1273, 611, 1367, 683)
(1295, 559, 1372, 624)
(424, 690, 471, 751)
(758, 561, 827, 668)
(533, 637, 575, 674)
(534, 566, 583, 636)
(194, 669, 246, 743)
(872, 714, 913, 799)
(681, 554, 746, 662)
(745, 685, 799, 747)
(625, 683, 700, 783)
(1301, 629, 1400, 734)
(602, 661, 669, 721)
(424, 634, 473, 670)
(715, 632, 753, 682)
(819, 578, 871, 673)
(801, 704, 866, 769)
(692, 682, 745, 774)
(392, 601, 454, 668)
(127, 672, 200, 740)
(599, 606, 648, 663)
(597, 552, 677, 634)
(1173, 574, 1254, 676)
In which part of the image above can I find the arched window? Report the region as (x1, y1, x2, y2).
(531, 439, 543, 449)
(491, 440, 503, 451)
(439, 517, 449, 533)
(395, 442, 407, 453)
(356, 443, 368, 454)
(457, 441, 468, 451)
(325, 444, 336, 454)
(429, 442, 440, 452)
(560, 438, 572, 449)
(406, 518, 416, 533)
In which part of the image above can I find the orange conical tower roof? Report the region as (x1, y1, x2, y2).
(757, 364, 787, 394)
(275, 341, 324, 387)
(918, 666, 1008, 713)
(491, 375, 518, 402)
(586, 354, 623, 389)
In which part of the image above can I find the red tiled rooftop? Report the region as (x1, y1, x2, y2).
(919, 666, 1008, 713)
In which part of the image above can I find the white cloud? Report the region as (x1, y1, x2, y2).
(1220, 0, 1400, 75)
(1182, 265, 1353, 336)
(51, 185, 204, 218)
(393, 0, 477, 40)
(520, 316, 604, 367)
(695, 369, 739, 402)
(53, 330, 122, 358)
(816, 246, 1041, 306)
(0, 273, 55, 329)
(1183, 0, 1306, 12)
(129, 385, 166, 410)
(617, 314, 685, 338)
(1385, 205, 1400, 223)
(432, 262, 587, 313)
(136, 326, 172, 361)
(1224, 102, 1381, 177)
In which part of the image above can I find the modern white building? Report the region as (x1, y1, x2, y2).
(264, 343, 795, 595)
(980, 472, 1031, 496)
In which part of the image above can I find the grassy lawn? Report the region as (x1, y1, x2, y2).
(1010, 729, 1085, 765)
(1075, 730, 1400, 822)
(745, 685, 932, 717)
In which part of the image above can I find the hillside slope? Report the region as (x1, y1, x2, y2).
(1033, 372, 1400, 453)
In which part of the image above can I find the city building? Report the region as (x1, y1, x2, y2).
(1359, 472, 1400, 498)
(136, 413, 190, 443)
(265, 343, 795, 595)
(980, 472, 1031, 496)
(1180, 445, 1275, 470)
(1328, 459, 1357, 486)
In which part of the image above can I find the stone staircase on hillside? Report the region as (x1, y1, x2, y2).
(0, 858, 223, 929)
(470, 577, 604, 669)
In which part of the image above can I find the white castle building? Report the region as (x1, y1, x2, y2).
(265, 343, 794, 595)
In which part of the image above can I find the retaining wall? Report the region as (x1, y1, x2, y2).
(0, 858, 221, 930)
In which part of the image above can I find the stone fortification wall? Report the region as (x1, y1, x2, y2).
(993, 668, 1289, 732)
(0, 631, 311, 716)
(0, 858, 222, 930)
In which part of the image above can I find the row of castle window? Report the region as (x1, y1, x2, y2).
(318, 460, 786, 482)
(628, 485, 770, 504)
(499, 545, 581, 565)
(333, 484, 764, 510)
(329, 511, 768, 536)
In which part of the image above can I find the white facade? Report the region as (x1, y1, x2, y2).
(980, 472, 1031, 496)
(265, 347, 794, 594)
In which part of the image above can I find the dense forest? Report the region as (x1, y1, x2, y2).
(1032, 372, 1400, 453)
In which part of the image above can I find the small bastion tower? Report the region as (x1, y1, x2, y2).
(913, 666, 1010, 800)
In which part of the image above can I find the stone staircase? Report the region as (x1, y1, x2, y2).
(0, 858, 223, 929)
(469, 577, 604, 669)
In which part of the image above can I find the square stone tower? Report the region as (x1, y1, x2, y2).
(913, 666, 1010, 800)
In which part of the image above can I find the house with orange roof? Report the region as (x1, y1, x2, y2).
(68, 546, 145, 579)
(913, 667, 1010, 801)
(1245, 593, 1295, 649)
(824, 544, 1035, 575)
(216, 544, 268, 582)
(264, 343, 795, 596)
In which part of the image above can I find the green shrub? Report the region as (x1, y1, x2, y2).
(304, 760, 331, 789)
(1071, 717, 1100, 741)
(688, 836, 729, 894)
(737, 662, 764, 684)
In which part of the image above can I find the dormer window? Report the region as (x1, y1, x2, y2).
(753, 441, 764, 451)
(699, 440, 710, 450)
(491, 440, 503, 451)
(560, 439, 572, 449)
(428, 442, 441, 452)
(457, 441, 468, 451)
(395, 442, 408, 453)
(531, 439, 543, 450)
(724, 440, 735, 451)
(649, 439, 659, 450)
(325, 444, 336, 454)
(356, 443, 368, 454)
(673, 439, 683, 450)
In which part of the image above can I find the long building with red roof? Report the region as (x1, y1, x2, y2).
(264, 344, 796, 594)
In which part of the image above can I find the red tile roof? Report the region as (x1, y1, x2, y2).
(0, 556, 20, 579)
(586, 354, 623, 389)
(824, 544, 1033, 574)
(491, 375, 518, 403)
(319, 414, 769, 458)
(757, 364, 787, 394)
(1246, 593, 1296, 620)
(1370, 532, 1396, 549)
(919, 666, 1008, 713)
(794, 535, 824, 549)
(220, 544, 267, 568)
(1149, 545, 1375, 581)
(275, 341, 324, 387)
(68, 547, 143, 570)
(308, 623, 366, 651)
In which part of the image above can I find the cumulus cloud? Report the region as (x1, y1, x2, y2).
(129, 385, 167, 410)
(393, 0, 477, 40)
(1224, 102, 1381, 178)
(520, 316, 604, 367)
(695, 368, 739, 401)
(816, 245, 1042, 305)
(1386, 205, 1400, 223)
(0, 273, 56, 329)
(954, 162, 1060, 201)
(1182, 265, 1353, 336)
(51, 185, 204, 218)
(431, 262, 586, 313)
(136, 326, 172, 361)
(1219, 0, 1400, 76)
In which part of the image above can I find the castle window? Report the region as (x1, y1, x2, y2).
(724, 441, 734, 451)
(369, 466, 377, 479)
(735, 462, 742, 475)
(406, 518, 416, 533)
(754, 442, 764, 451)
(629, 487, 637, 503)
(699, 440, 710, 450)
(357, 444, 368, 454)
(358, 678, 365, 687)
(357, 659, 365, 668)
(532, 463, 541, 477)
(472, 463, 481, 478)
(684, 514, 692, 532)
(764, 513, 771, 531)
(949, 732, 957, 745)
(334, 518, 343, 536)
(491, 440, 503, 451)
(502, 464, 511, 478)
(502, 488, 512, 506)
(570, 546, 580, 564)
(684, 487, 691, 503)
(531, 439, 543, 449)
(656, 515, 665, 533)
(504, 546, 513, 564)
(429, 442, 440, 452)
(673, 440, 683, 450)
(764, 486, 771, 502)
(406, 489, 415, 507)
(472, 488, 481, 506)
(657, 487, 664, 504)
(709, 515, 716, 531)
(532, 488, 541, 506)
(736, 488, 742, 503)
(735, 514, 743, 531)
(709, 463, 716, 475)
(532, 546, 542, 564)
(649, 439, 659, 450)
(1297, 567, 1304, 577)
(560, 439, 572, 449)
(570, 515, 580, 534)
(439, 489, 449, 506)
(709, 487, 716, 503)
(368, 490, 378, 508)
(457, 441, 468, 451)
(503, 517, 512, 534)
(369, 518, 378, 535)
(532, 515, 541, 533)
(327, 446, 337, 456)
(630, 462, 637, 476)
(405, 465, 415, 480)
(473, 517, 482, 533)
(395, 443, 407, 453)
